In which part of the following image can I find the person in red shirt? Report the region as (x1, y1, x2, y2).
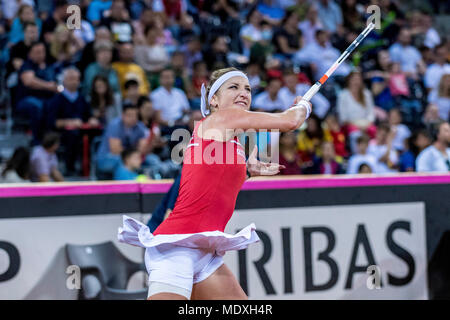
(118, 67, 312, 300)
(278, 130, 303, 175)
(324, 114, 349, 159)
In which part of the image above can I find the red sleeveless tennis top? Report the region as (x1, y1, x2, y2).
(152, 119, 247, 235)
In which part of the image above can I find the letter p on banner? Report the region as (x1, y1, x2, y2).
(366, 5, 381, 29)
(67, 5, 81, 30)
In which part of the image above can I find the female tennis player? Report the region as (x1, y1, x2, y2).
(118, 67, 312, 300)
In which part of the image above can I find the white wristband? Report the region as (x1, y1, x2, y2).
(295, 100, 311, 120)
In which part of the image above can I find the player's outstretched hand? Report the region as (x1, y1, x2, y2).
(247, 145, 285, 177)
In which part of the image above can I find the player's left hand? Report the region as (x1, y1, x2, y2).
(246, 145, 285, 177)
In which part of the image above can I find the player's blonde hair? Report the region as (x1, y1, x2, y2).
(205, 67, 241, 115)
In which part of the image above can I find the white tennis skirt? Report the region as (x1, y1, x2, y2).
(118, 215, 260, 256)
(117, 215, 260, 299)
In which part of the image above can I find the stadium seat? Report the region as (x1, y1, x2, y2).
(65, 241, 147, 300)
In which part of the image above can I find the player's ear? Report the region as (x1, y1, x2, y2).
(210, 94, 219, 109)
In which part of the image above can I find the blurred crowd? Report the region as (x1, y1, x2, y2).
(0, 0, 449, 183)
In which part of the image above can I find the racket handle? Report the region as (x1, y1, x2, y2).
(301, 82, 321, 102)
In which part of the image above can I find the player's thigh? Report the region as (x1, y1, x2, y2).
(147, 293, 188, 300)
(191, 263, 247, 300)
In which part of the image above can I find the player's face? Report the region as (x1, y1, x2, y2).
(211, 76, 251, 111)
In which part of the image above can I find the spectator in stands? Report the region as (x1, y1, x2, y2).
(388, 28, 426, 80)
(82, 39, 120, 98)
(113, 148, 142, 180)
(286, 0, 310, 21)
(30, 132, 64, 182)
(95, 103, 149, 178)
(367, 122, 399, 173)
(256, 0, 285, 26)
(112, 42, 150, 96)
(388, 108, 411, 152)
(9, 4, 42, 45)
(161, 0, 186, 26)
(416, 121, 450, 172)
(387, 61, 422, 125)
(420, 12, 441, 49)
(297, 113, 332, 169)
(358, 163, 373, 174)
(316, 0, 343, 35)
(240, 8, 263, 58)
(248, 20, 275, 67)
(78, 26, 112, 72)
(376, 0, 405, 44)
(175, 12, 200, 44)
(346, 134, 377, 174)
(88, 75, 121, 126)
(246, 62, 263, 93)
(2, 0, 34, 23)
(72, 10, 96, 46)
(189, 61, 208, 106)
(399, 129, 432, 172)
(324, 114, 348, 159)
(368, 50, 395, 114)
(0, 147, 30, 183)
(278, 130, 302, 175)
(310, 141, 343, 175)
(203, 36, 230, 71)
(6, 22, 39, 79)
(133, 8, 154, 45)
(180, 35, 203, 75)
(171, 51, 190, 92)
(428, 74, 450, 122)
(49, 68, 97, 175)
(150, 67, 190, 128)
(272, 10, 302, 60)
(341, 0, 365, 32)
(424, 43, 450, 94)
(419, 45, 435, 66)
(388, 62, 410, 98)
(294, 30, 351, 82)
(298, 4, 323, 47)
(152, 13, 178, 50)
(134, 22, 171, 88)
(253, 76, 285, 112)
(87, 0, 113, 26)
(422, 103, 444, 132)
(337, 71, 376, 153)
(40, 1, 68, 44)
(100, 0, 133, 43)
(16, 42, 59, 145)
(137, 97, 179, 179)
(138, 96, 160, 139)
(49, 23, 84, 65)
(279, 68, 330, 119)
(122, 79, 141, 107)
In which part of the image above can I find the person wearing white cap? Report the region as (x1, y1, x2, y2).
(118, 67, 312, 300)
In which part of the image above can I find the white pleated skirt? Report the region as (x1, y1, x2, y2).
(117, 215, 260, 256)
